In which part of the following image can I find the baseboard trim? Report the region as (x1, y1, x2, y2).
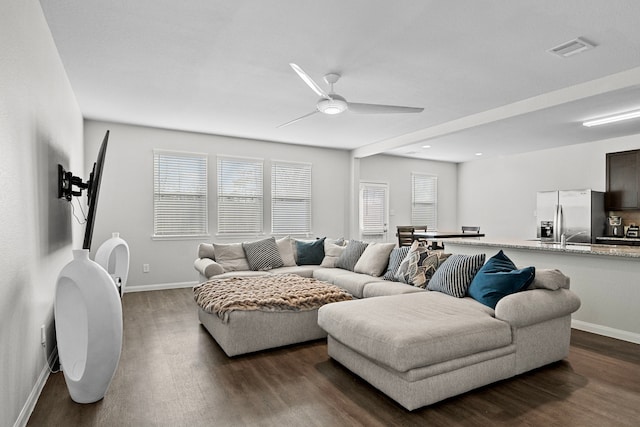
(124, 281, 198, 293)
(14, 346, 58, 427)
(572, 320, 640, 344)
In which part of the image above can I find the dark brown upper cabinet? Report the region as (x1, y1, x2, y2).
(606, 149, 640, 210)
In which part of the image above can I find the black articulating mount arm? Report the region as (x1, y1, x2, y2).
(57, 164, 89, 201)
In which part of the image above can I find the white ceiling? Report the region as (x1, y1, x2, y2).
(40, 0, 640, 163)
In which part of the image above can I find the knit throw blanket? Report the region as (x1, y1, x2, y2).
(193, 274, 353, 323)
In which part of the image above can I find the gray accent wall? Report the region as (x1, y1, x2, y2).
(0, 1, 84, 425)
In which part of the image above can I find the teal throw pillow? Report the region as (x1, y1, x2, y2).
(295, 238, 326, 265)
(467, 250, 535, 309)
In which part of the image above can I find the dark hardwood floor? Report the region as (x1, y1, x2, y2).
(29, 288, 640, 426)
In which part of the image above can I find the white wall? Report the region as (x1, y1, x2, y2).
(457, 134, 640, 240)
(84, 120, 351, 288)
(359, 154, 458, 242)
(0, 1, 83, 425)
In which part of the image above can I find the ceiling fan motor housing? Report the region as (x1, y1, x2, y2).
(317, 94, 348, 115)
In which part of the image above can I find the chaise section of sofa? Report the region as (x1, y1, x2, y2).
(317, 273, 581, 410)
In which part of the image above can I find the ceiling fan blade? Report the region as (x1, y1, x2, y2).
(348, 102, 424, 114)
(289, 63, 331, 100)
(277, 110, 319, 128)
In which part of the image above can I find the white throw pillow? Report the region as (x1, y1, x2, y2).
(276, 236, 297, 267)
(320, 241, 347, 268)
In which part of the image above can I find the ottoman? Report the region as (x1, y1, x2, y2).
(194, 274, 352, 356)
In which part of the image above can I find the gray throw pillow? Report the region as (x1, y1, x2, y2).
(335, 240, 368, 271)
(427, 253, 486, 297)
(242, 237, 284, 271)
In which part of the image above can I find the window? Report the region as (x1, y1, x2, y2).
(271, 161, 312, 235)
(153, 150, 208, 237)
(217, 156, 263, 234)
(411, 173, 437, 229)
(360, 182, 388, 235)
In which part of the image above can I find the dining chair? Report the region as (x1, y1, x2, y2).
(396, 226, 416, 247)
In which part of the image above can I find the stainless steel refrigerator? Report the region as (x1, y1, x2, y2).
(536, 189, 605, 244)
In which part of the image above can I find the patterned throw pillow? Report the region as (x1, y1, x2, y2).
(383, 246, 411, 281)
(335, 240, 368, 271)
(427, 253, 486, 297)
(242, 237, 284, 271)
(394, 242, 449, 287)
(395, 241, 428, 284)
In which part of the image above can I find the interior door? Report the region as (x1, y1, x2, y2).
(359, 182, 389, 242)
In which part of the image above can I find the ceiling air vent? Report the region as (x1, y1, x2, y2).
(548, 37, 595, 58)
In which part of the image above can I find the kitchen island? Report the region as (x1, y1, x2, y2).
(444, 238, 640, 344)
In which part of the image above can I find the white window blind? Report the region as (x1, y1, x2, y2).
(271, 161, 312, 235)
(411, 173, 437, 229)
(360, 182, 388, 235)
(217, 156, 263, 234)
(153, 150, 208, 237)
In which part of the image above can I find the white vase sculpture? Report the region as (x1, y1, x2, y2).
(54, 249, 123, 403)
(95, 232, 130, 296)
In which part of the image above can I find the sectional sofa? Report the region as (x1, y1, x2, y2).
(193, 236, 581, 410)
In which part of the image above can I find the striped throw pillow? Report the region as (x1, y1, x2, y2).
(383, 246, 411, 281)
(427, 253, 485, 297)
(242, 237, 284, 271)
(335, 240, 368, 271)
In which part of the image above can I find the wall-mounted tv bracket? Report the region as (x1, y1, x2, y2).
(58, 164, 89, 201)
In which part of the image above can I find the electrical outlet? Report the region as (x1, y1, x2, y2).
(143, 264, 150, 273)
(41, 324, 46, 347)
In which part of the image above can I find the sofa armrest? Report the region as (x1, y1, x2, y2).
(194, 258, 224, 279)
(494, 288, 581, 328)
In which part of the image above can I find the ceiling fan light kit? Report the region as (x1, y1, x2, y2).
(279, 63, 423, 127)
(317, 94, 347, 115)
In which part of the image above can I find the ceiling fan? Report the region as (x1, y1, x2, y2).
(278, 63, 424, 128)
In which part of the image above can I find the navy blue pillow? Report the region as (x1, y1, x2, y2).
(467, 250, 535, 309)
(295, 238, 326, 265)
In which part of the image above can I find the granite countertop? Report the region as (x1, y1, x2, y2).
(444, 238, 640, 259)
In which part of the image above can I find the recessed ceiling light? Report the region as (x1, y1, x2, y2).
(475, 152, 483, 156)
(422, 145, 431, 149)
(548, 37, 595, 58)
(582, 109, 640, 127)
